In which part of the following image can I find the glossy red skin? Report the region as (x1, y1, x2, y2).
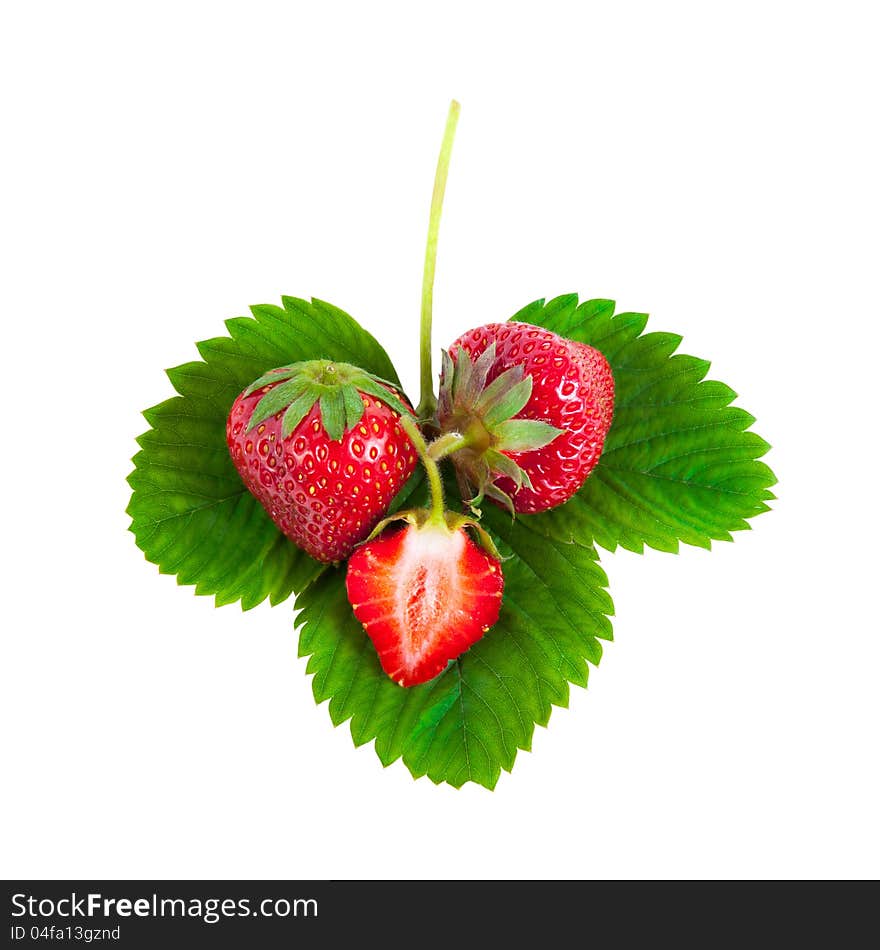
(450, 322, 614, 513)
(226, 384, 417, 562)
(346, 524, 504, 687)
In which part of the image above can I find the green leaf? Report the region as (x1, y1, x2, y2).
(127, 298, 403, 609)
(515, 295, 777, 553)
(295, 501, 613, 790)
(130, 287, 774, 790)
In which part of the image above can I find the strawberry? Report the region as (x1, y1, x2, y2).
(346, 511, 504, 687)
(226, 360, 418, 563)
(435, 321, 614, 513)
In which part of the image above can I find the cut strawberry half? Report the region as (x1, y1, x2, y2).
(346, 517, 504, 687)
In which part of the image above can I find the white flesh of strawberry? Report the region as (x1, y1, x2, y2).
(392, 524, 465, 668)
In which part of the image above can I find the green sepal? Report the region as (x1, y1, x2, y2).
(485, 448, 534, 491)
(355, 376, 414, 421)
(282, 390, 319, 438)
(358, 507, 423, 543)
(482, 481, 516, 517)
(451, 346, 474, 403)
(494, 418, 564, 452)
(475, 363, 526, 416)
(240, 358, 414, 444)
(481, 374, 532, 429)
(319, 388, 346, 442)
(341, 384, 367, 431)
(243, 366, 297, 396)
(247, 376, 310, 431)
(439, 350, 456, 404)
(447, 512, 505, 561)
(463, 343, 497, 402)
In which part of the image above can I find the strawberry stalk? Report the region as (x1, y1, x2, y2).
(417, 99, 461, 421)
(398, 415, 448, 526)
(363, 414, 502, 561)
(426, 430, 470, 461)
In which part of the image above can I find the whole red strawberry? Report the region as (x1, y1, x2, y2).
(226, 360, 418, 562)
(346, 511, 504, 686)
(436, 322, 614, 513)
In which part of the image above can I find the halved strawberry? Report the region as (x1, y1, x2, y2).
(346, 513, 504, 687)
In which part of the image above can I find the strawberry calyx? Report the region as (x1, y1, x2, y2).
(244, 359, 413, 441)
(361, 506, 504, 563)
(434, 343, 564, 514)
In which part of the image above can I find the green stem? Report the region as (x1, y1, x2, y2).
(417, 100, 461, 420)
(400, 416, 447, 526)
(427, 431, 469, 461)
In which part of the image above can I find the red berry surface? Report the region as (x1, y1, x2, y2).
(449, 322, 614, 513)
(346, 523, 504, 687)
(227, 384, 417, 563)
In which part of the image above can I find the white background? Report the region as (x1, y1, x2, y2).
(2, 1, 878, 880)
